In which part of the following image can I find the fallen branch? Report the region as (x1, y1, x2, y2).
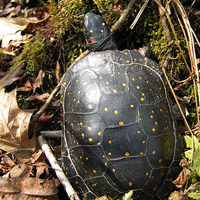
(111, 0, 137, 33)
(38, 135, 80, 200)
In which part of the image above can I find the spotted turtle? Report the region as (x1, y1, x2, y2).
(60, 12, 181, 200)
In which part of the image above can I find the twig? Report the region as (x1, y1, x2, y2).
(130, 0, 150, 29)
(38, 135, 80, 200)
(111, 0, 137, 33)
(40, 130, 62, 138)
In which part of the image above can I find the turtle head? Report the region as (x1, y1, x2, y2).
(84, 12, 117, 52)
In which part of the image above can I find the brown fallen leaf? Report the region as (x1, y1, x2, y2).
(26, 93, 50, 104)
(173, 167, 191, 188)
(0, 155, 16, 174)
(0, 88, 36, 163)
(33, 70, 45, 93)
(0, 177, 59, 200)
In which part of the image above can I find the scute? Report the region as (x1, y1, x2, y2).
(61, 50, 179, 199)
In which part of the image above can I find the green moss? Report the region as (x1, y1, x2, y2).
(14, 33, 56, 75)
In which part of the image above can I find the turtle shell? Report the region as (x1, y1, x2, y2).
(60, 50, 181, 200)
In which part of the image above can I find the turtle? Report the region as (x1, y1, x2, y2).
(60, 12, 181, 200)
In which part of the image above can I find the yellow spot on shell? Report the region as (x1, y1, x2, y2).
(88, 104, 92, 109)
(101, 30, 104, 33)
(62, 151, 64, 155)
(102, 22, 105, 25)
(114, 110, 118, 114)
(160, 108, 163, 112)
(76, 79, 79, 82)
(111, 74, 114, 77)
(63, 82, 66, 85)
(85, 170, 87, 173)
(130, 104, 134, 108)
(125, 152, 130, 156)
(104, 107, 108, 111)
(89, 138, 93, 142)
(119, 121, 124, 125)
(76, 181, 79, 184)
(108, 140, 112, 144)
(129, 182, 132, 186)
(86, 157, 89, 160)
(113, 89, 117, 93)
(146, 80, 149, 83)
(152, 151, 156, 154)
(126, 60, 130, 63)
(106, 82, 109, 85)
(108, 152, 112, 156)
(132, 78, 135, 81)
(137, 130, 140, 134)
(139, 77, 142, 79)
(98, 131, 102, 136)
(65, 171, 68, 175)
(124, 52, 128, 55)
(141, 98, 144, 101)
(122, 83, 126, 87)
(102, 155, 105, 158)
(150, 115, 153, 119)
(152, 128, 156, 132)
(136, 86, 140, 89)
(142, 140, 145, 144)
(146, 172, 149, 176)
(90, 30, 93, 33)
(158, 159, 162, 163)
(78, 91, 80, 94)
(99, 76, 102, 79)
(112, 168, 115, 172)
(155, 121, 158, 125)
(88, 126, 92, 130)
(81, 133, 84, 137)
(93, 169, 97, 173)
(79, 122, 83, 126)
(77, 100, 80, 103)
(140, 152, 144, 155)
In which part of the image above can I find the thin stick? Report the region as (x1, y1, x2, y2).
(111, 0, 137, 33)
(130, 0, 150, 29)
(38, 135, 80, 200)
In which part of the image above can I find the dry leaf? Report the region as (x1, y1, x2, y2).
(26, 93, 50, 104)
(0, 88, 36, 163)
(173, 167, 191, 188)
(33, 70, 45, 93)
